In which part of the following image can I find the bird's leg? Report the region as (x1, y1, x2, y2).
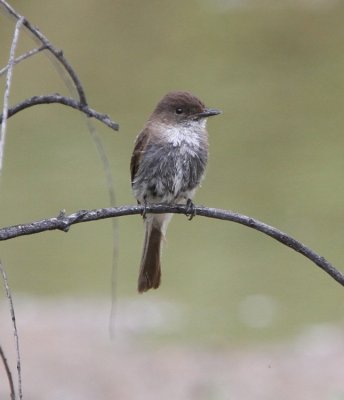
(140, 197, 148, 219)
(185, 198, 196, 221)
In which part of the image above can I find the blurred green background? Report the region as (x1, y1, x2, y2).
(1, 0, 344, 345)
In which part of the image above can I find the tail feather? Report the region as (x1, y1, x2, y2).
(138, 223, 162, 292)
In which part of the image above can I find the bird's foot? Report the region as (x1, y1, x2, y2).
(185, 199, 196, 221)
(140, 199, 148, 219)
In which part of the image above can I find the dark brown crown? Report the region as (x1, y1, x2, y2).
(153, 91, 206, 116)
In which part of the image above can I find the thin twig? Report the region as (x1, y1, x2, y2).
(0, 94, 119, 130)
(85, 119, 120, 338)
(0, 45, 47, 77)
(0, 16, 24, 172)
(0, 2, 120, 320)
(0, 204, 343, 288)
(0, 1, 119, 130)
(0, 262, 22, 399)
(0, 345, 16, 400)
(0, 0, 87, 105)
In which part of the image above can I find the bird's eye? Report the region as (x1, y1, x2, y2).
(175, 108, 183, 114)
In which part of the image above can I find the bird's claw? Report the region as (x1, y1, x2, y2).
(141, 200, 148, 219)
(185, 199, 196, 221)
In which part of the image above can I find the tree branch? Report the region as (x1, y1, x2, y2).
(0, 94, 119, 130)
(0, 345, 15, 400)
(0, 45, 47, 77)
(0, 0, 87, 105)
(0, 262, 22, 399)
(0, 0, 120, 131)
(0, 204, 343, 287)
(0, 16, 25, 172)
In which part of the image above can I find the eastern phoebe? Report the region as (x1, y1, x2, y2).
(130, 91, 221, 292)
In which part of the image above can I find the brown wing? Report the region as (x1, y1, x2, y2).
(130, 128, 150, 185)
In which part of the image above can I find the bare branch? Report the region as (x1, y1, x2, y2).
(85, 119, 120, 338)
(0, 94, 119, 130)
(0, 16, 25, 172)
(0, 0, 87, 105)
(0, 204, 343, 288)
(0, 2, 121, 310)
(0, 262, 22, 399)
(0, 45, 47, 77)
(0, 1, 119, 130)
(0, 345, 15, 400)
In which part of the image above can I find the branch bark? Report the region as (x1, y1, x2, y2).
(0, 94, 119, 130)
(0, 204, 343, 287)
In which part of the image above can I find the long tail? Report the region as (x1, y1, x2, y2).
(138, 214, 171, 293)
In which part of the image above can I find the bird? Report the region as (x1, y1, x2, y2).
(130, 91, 221, 292)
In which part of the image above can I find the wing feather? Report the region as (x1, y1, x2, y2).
(130, 128, 150, 185)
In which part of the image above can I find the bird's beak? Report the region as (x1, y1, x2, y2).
(198, 108, 222, 118)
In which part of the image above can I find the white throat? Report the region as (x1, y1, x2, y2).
(158, 119, 207, 148)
